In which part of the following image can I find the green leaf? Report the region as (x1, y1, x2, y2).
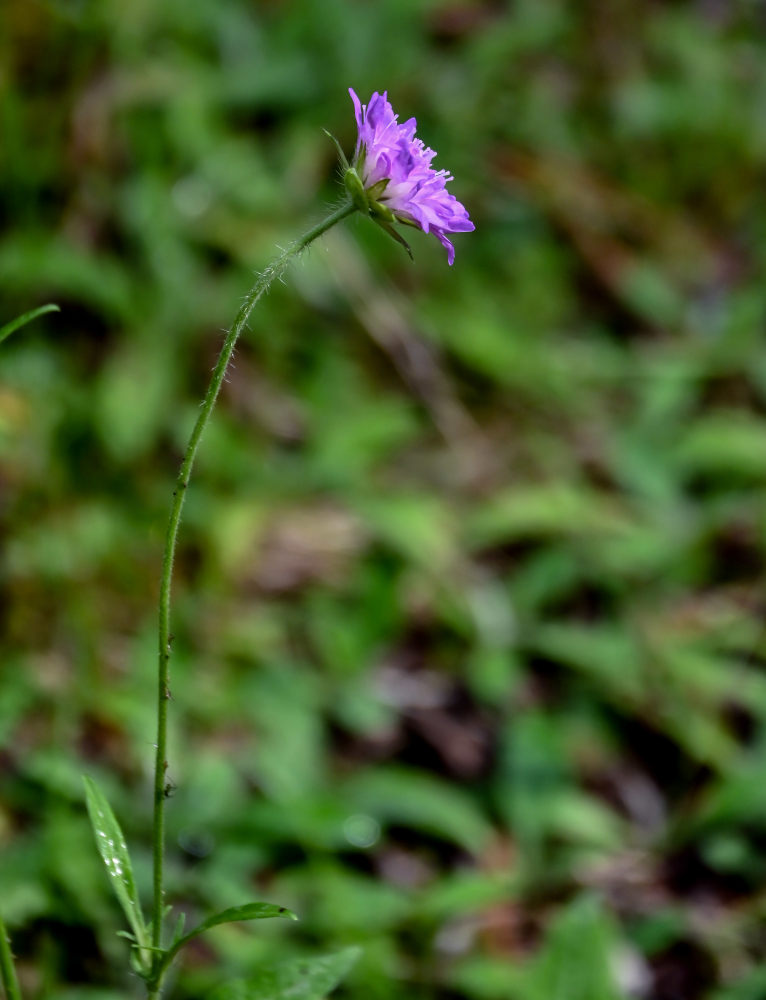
(82, 777, 149, 953)
(213, 947, 360, 1000)
(182, 902, 297, 938)
(529, 895, 622, 1000)
(466, 484, 631, 547)
(343, 766, 492, 853)
(0, 303, 59, 345)
(156, 903, 297, 978)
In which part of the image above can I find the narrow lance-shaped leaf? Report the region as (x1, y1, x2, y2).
(156, 903, 297, 978)
(83, 777, 150, 953)
(0, 304, 59, 346)
(213, 946, 361, 1000)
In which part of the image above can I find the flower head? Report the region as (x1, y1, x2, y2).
(343, 89, 474, 265)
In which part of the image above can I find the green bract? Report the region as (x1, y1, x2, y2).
(343, 167, 369, 214)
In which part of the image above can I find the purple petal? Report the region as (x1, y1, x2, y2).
(434, 230, 456, 266)
(349, 88, 363, 129)
(366, 92, 389, 128)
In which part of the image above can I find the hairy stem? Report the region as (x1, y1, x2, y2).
(0, 914, 22, 1000)
(149, 201, 355, 990)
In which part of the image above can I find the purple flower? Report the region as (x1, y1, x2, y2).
(345, 88, 474, 265)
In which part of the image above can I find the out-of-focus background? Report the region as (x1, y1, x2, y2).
(2, 1, 766, 998)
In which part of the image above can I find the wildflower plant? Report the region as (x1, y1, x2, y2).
(0, 90, 473, 1000)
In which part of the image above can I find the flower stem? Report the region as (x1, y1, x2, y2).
(149, 200, 356, 989)
(0, 914, 22, 1000)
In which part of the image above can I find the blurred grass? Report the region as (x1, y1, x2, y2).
(2, 1, 766, 998)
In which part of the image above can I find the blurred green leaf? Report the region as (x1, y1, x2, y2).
(449, 956, 526, 1000)
(213, 946, 360, 1000)
(712, 965, 766, 1000)
(676, 412, 766, 480)
(467, 484, 632, 547)
(529, 896, 622, 1000)
(343, 767, 492, 853)
(356, 493, 455, 568)
(530, 623, 645, 704)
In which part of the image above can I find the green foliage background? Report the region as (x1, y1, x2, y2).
(2, 1, 766, 998)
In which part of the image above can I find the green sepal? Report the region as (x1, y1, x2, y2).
(366, 178, 389, 201)
(372, 218, 414, 261)
(82, 777, 151, 967)
(0, 303, 59, 346)
(393, 214, 422, 230)
(343, 167, 369, 214)
(369, 201, 396, 224)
